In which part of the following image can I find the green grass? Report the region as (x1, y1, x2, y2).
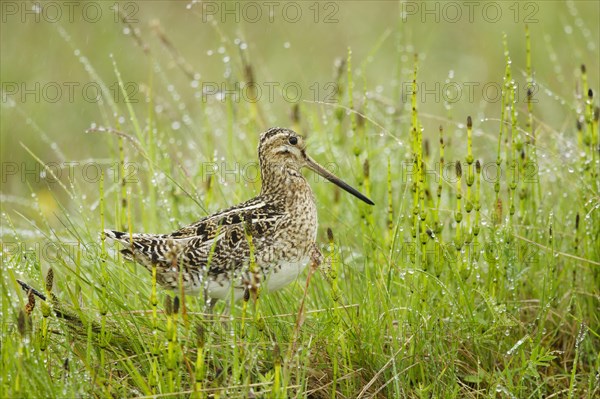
(1, 2, 599, 398)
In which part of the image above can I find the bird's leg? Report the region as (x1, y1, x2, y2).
(200, 287, 222, 331)
(202, 282, 212, 314)
(200, 297, 230, 331)
(205, 297, 216, 314)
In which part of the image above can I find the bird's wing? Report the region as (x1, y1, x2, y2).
(169, 196, 273, 239)
(105, 197, 285, 275)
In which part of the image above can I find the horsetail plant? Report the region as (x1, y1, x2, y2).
(434, 125, 445, 236)
(465, 116, 474, 244)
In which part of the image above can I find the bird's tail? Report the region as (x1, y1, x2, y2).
(103, 229, 145, 262)
(103, 229, 182, 267)
(103, 229, 129, 243)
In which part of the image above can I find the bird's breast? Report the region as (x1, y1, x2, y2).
(285, 186, 318, 242)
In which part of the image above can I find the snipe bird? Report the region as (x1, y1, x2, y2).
(104, 127, 374, 304)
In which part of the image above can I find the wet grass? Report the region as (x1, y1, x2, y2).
(1, 3, 599, 398)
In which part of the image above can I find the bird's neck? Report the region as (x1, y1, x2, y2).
(260, 163, 312, 200)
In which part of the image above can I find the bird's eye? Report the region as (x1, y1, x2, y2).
(288, 136, 298, 145)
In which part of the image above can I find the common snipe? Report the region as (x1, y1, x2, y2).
(105, 127, 373, 304)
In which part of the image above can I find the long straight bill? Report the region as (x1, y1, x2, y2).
(305, 156, 375, 205)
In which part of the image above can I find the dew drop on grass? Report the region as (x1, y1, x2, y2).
(575, 324, 587, 348)
(506, 335, 527, 356)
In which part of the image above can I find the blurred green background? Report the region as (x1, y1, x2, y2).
(1, 0, 598, 218)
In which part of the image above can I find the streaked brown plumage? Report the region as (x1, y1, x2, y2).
(104, 127, 373, 304)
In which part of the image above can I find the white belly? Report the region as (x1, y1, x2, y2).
(205, 256, 310, 301)
(264, 256, 309, 292)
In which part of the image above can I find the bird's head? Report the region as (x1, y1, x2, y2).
(258, 127, 374, 205)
